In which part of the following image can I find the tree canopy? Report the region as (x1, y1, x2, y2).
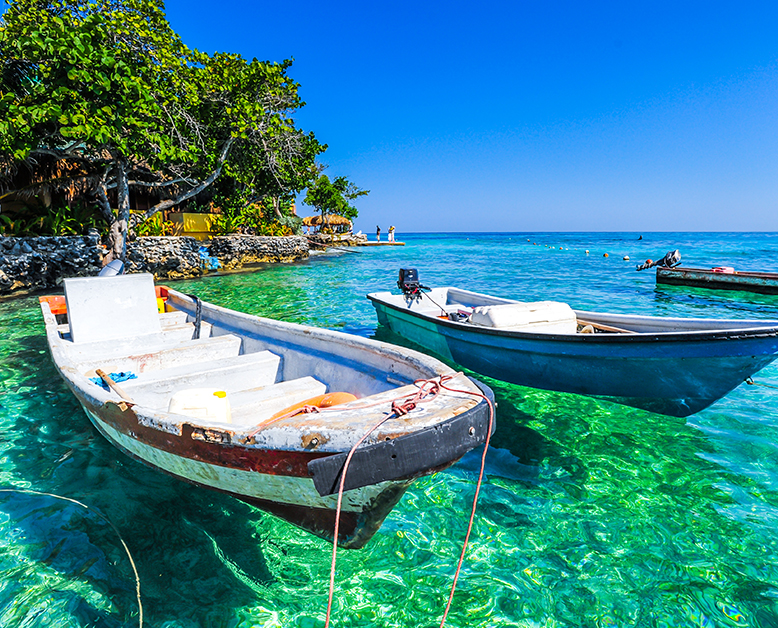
(0, 0, 324, 258)
(303, 174, 369, 226)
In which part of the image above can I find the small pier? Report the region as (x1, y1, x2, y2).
(354, 241, 405, 247)
(306, 235, 405, 249)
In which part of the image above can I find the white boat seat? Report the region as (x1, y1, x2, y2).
(76, 333, 243, 376)
(229, 376, 328, 426)
(469, 301, 577, 334)
(120, 350, 282, 409)
(59, 320, 211, 344)
(64, 273, 162, 344)
(159, 310, 189, 327)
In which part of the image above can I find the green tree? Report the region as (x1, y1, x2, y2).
(0, 0, 322, 260)
(303, 174, 368, 229)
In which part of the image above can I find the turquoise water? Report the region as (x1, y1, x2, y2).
(2, 232, 778, 627)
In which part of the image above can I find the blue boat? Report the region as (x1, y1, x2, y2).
(368, 276, 778, 417)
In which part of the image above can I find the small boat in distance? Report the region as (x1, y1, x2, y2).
(367, 269, 778, 417)
(657, 265, 778, 295)
(40, 273, 494, 548)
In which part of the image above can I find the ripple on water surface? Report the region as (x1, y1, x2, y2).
(1, 232, 778, 626)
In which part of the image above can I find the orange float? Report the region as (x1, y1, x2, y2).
(270, 392, 358, 420)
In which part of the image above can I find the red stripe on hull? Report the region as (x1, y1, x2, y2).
(86, 410, 410, 548)
(78, 392, 328, 478)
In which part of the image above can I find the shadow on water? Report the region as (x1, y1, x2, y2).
(1, 306, 276, 626)
(373, 322, 778, 625)
(653, 284, 778, 318)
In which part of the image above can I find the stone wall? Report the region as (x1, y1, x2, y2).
(0, 234, 310, 296)
(209, 235, 309, 269)
(0, 235, 102, 295)
(125, 236, 203, 280)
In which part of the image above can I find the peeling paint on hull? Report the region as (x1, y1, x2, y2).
(657, 266, 778, 294)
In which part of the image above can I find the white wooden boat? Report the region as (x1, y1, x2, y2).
(368, 272, 778, 417)
(39, 273, 493, 548)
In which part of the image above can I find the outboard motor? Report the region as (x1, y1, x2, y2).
(636, 249, 681, 272)
(397, 268, 429, 299)
(663, 249, 682, 268)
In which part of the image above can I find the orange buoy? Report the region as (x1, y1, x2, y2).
(603, 253, 609, 258)
(270, 392, 358, 420)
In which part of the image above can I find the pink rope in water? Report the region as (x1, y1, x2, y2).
(322, 374, 494, 628)
(324, 412, 396, 627)
(324, 376, 447, 627)
(436, 380, 494, 628)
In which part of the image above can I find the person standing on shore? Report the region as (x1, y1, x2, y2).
(388, 225, 395, 242)
(376, 225, 381, 242)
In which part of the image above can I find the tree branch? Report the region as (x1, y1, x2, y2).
(143, 137, 235, 219)
(128, 177, 196, 188)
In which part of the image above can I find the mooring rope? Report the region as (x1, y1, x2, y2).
(435, 377, 494, 628)
(0, 487, 143, 628)
(322, 374, 494, 628)
(745, 377, 778, 390)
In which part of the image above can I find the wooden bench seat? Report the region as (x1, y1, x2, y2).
(229, 376, 328, 426)
(121, 350, 282, 409)
(159, 310, 189, 327)
(76, 334, 243, 376)
(60, 320, 211, 345)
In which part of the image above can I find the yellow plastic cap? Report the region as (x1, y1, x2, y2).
(213, 391, 227, 398)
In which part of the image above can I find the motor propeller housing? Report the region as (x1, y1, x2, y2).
(397, 268, 429, 297)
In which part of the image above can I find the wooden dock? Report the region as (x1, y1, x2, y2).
(354, 241, 405, 247)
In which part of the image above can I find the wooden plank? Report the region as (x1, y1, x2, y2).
(577, 319, 636, 334)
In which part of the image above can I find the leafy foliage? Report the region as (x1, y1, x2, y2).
(210, 208, 245, 236)
(303, 174, 369, 224)
(132, 212, 172, 236)
(209, 200, 300, 236)
(0, 0, 324, 258)
(0, 201, 105, 235)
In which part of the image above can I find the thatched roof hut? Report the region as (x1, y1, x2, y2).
(302, 214, 352, 228)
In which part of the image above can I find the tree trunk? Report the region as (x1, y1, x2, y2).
(271, 196, 282, 219)
(95, 184, 120, 265)
(115, 160, 130, 261)
(142, 137, 235, 220)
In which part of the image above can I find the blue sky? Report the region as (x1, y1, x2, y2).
(174, 2, 775, 231)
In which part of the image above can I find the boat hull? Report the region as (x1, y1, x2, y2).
(41, 281, 495, 548)
(74, 387, 413, 549)
(657, 266, 778, 294)
(369, 296, 778, 417)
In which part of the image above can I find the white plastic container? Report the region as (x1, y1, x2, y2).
(168, 388, 232, 423)
(469, 301, 577, 334)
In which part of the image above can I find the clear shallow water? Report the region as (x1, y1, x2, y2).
(1, 232, 778, 627)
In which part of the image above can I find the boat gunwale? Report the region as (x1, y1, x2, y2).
(367, 290, 778, 344)
(40, 292, 489, 448)
(657, 266, 778, 280)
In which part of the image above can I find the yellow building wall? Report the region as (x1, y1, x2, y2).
(168, 213, 217, 240)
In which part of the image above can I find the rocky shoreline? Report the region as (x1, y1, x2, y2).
(0, 234, 309, 296)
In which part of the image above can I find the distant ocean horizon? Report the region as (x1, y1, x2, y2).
(2, 231, 777, 626)
(359, 230, 778, 234)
